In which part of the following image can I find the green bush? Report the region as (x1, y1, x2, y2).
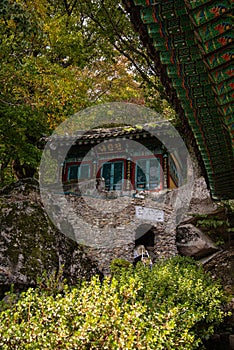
(110, 258, 132, 276)
(0, 257, 227, 349)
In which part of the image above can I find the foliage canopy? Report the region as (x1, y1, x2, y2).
(0, 0, 175, 186)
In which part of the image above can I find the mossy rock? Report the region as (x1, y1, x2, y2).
(0, 178, 101, 298)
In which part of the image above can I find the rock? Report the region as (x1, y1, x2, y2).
(176, 223, 219, 258)
(188, 177, 217, 215)
(203, 248, 234, 293)
(229, 335, 234, 350)
(0, 179, 101, 298)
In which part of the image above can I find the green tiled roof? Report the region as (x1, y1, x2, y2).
(51, 122, 172, 144)
(123, 0, 234, 199)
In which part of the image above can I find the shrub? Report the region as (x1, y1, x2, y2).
(0, 256, 227, 349)
(110, 258, 133, 276)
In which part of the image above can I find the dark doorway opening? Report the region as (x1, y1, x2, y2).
(135, 224, 155, 248)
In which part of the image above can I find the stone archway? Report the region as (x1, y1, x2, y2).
(135, 224, 158, 262)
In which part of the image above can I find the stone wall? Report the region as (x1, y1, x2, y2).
(44, 186, 185, 274)
(41, 176, 221, 274)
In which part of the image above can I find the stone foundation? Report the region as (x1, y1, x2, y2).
(42, 186, 185, 274)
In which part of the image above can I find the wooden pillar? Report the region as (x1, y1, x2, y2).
(163, 154, 169, 189)
(126, 159, 132, 190)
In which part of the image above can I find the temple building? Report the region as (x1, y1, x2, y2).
(61, 124, 181, 195)
(41, 122, 192, 274)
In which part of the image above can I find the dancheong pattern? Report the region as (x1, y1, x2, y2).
(124, 0, 234, 199)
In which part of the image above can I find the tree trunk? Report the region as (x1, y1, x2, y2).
(12, 159, 36, 179)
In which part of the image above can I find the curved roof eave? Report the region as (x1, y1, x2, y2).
(122, 0, 234, 199)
